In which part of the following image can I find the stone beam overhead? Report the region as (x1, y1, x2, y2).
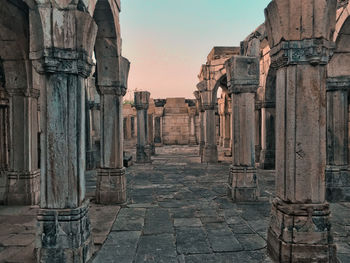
(265, 0, 338, 262)
(207, 47, 240, 62)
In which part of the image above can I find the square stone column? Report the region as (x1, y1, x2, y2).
(223, 113, 231, 148)
(154, 107, 164, 146)
(5, 88, 40, 205)
(265, 1, 337, 261)
(254, 101, 262, 166)
(135, 91, 151, 163)
(225, 56, 259, 202)
(201, 90, 218, 163)
(194, 91, 205, 160)
(259, 101, 275, 169)
(30, 8, 97, 262)
(188, 106, 197, 145)
(326, 77, 350, 202)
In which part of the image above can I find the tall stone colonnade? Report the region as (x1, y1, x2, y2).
(0, 0, 129, 262)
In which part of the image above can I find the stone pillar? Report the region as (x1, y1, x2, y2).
(30, 8, 97, 262)
(125, 116, 132, 140)
(265, 0, 337, 261)
(5, 87, 40, 205)
(218, 98, 225, 147)
(188, 106, 197, 145)
(254, 101, 262, 166)
(154, 107, 164, 145)
(326, 77, 350, 202)
(194, 91, 205, 160)
(135, 91, 151, 163)
(0, 84, 9, 201)
(259, 101, 275, 169)
(96, 58, 130, 205)
(226, 56, 259, 202)
(148, 99, 155, 155)
(201, 90, 218, 163)
(223, 112, 231, 148)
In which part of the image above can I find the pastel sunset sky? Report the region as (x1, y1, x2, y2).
(120, 0, 271, 100)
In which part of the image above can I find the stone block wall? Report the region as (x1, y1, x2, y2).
(162, 114, 190, 145)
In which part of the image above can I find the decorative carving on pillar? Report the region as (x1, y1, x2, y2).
(135, 91, 152, 163)
(264, 0, 337, 261)
(225, 55, 259, 202)
(31, 7, 98, 263)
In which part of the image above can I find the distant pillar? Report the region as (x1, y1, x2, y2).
(226, 56, 259, 202)
(201, 90, 218, 163)
(96, 58, 130, 205)
(135, 91, 151, 163)
(188, 106, 197, 145)
(326, 77, 350, 202)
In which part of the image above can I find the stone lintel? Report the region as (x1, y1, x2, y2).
(270, 39, 335, 68)
(31, 48, 94, 78)
(36, 200, 93, 262)
(326, 76, 350, 91)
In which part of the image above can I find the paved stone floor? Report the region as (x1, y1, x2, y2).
(91, 146, 350, 263)
(0, 146, 349, 262)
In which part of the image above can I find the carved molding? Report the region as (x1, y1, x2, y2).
(270, 39, 335, 68)
(326, 76, 350, 91)
(97, 85, 126, 96)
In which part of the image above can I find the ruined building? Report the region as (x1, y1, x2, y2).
(0, 0, 350, 262)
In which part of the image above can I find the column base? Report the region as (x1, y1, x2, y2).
(259, 149, 275, 170)
(35, 200, 93, 263)
(326, 166, 350, 202)
(202, 145, 218, 163)
(5, 169, 40, 205)
(267, 198, 337, 263)
(227, 166, 258, 202)
(188, 135, 197, 145)
(223, 138, 230, 148)
(136, 144, 152, 163)
(96, 167, 126, 204)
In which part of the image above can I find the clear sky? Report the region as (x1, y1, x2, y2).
(120, 0, 271, 100)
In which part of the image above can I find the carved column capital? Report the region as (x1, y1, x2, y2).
(134, 91, 150, 110)
(225, 55, 259, 94)
(97, 85, 126, 96)
(270, 39, 335, 69)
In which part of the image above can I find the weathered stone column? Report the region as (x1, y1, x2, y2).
(254, 101, 262, 165)
(96, 57, 130, 205)
(194, 91, 205, 160)
(154, 107, 164, 145)
(0, 79, 9, 201)
(30, 7, 97, 262)
(326, 77, 350, 202)
(5, 87, 40, 205)
(226, 56, 259, 201)
(148, 99, 155, 155)
(218, 98, 225, 147)
(201, 90, 218, 163)
(265, 0, 337, 261)
(259, 100, 275, 169)
(223, 112, 231, 148)
(135, 91, 151, 163)
(188, 106, 197, 145)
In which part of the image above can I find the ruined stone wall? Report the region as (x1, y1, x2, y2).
(162, 98, 191, 145)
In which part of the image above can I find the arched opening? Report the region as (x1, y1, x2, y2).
(0, 0, 40, 205)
